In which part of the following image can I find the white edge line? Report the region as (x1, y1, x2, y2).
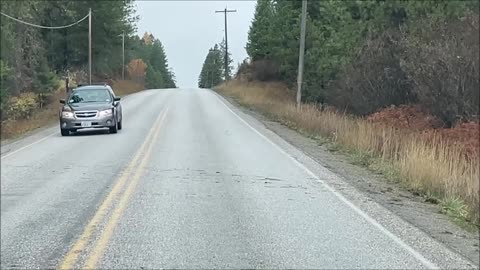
(1, 132, 57, 160)
(214, 92, 439, 270)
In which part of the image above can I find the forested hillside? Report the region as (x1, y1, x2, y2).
(241, 0, 479, 127)
(0, 0, 176, 121)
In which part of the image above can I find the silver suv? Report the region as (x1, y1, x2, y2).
(59, 84, 123, 136)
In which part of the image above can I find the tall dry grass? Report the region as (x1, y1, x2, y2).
(216, 80, 480, 224)
(112, 80, 145, 96)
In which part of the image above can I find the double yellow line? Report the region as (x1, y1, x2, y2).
(58, 107, 169, 270)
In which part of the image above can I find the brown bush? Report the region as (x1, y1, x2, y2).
(326, 30, 416, 116)
(400, 13, 480, 127)
(236, 59, 280, 82)
(422, 122, 480, 160)
(368, 105, 479, 159)
(368, 105, 444, 130)
(127, 59, 147, 84)
(235, 59, 250, 81)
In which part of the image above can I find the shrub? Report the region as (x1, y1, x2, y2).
(400, 13, 479, 126)
(325, 30, 416, 116)
(127, 59, 147, 83)
(235, 59, 250, 81)
(236, 59, 280, 82)
(6, 92, 38, 120)
(251, 60, 281, 82)
(0, 60, 13, 119)
(32, 59, 60, 108)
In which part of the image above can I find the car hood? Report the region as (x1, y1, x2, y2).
(67, 103, 113, 111)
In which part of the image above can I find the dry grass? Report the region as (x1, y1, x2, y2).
(111, 80, 145, 97)
(1, 80, 144, 141)
(216, 80, 480, 224)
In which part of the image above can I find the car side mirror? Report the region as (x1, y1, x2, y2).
(114, 97, 121, 101)
(60, 99, 66, 104)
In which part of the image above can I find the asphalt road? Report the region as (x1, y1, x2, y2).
(1, 89, 476, 269)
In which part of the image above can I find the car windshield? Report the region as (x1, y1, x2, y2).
(68, 89, 112, 104)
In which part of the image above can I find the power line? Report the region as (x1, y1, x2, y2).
(0, 11, 89, 29)
(1, 9, 93, 84)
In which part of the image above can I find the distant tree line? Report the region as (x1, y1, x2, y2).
(0, 0, 176, 120)
(241, 0, 479, 126)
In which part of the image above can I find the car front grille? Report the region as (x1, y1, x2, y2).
(75, 111, 98, 118)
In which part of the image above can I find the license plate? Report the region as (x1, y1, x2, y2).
(81, 121, 92, 128)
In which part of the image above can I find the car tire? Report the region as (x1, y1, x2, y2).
(118, 119, 122, 130)
(61, 129, 70, 136)
(109, 118, 118, 134)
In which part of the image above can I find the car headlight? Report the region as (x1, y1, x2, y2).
(61, 111, 75, 118)
(99, 109, 113, 117)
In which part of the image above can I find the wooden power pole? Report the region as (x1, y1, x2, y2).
(215, 8, 236, 81)
(296, 0, 307, 108)
(88, 8, 92, 84)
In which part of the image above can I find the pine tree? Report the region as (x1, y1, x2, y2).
(32, 58, 59, 108)
(198, 45, 223, 88)
(146, 65, 164, 89)
(219, 38, 234, 80)
(140, 34, 176, 88)
(0, 60, 13, 115)
(246, 0, 274, 61)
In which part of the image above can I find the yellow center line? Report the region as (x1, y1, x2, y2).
(82, 108, 169, 269)
(58, 108, 168, 270)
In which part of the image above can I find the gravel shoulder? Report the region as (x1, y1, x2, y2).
(221, 94, 480, 266)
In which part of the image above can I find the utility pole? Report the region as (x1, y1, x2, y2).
(119, 32, 125, 80)
(215, 8, 236, 81)
(88, 8, 92, 84)
(212, 58, 216, 87)
(296, 0, 307, 108)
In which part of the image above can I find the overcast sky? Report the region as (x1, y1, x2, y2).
(135, 1, 256, 88)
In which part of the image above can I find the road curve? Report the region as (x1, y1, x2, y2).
(1, 88, 476, 269)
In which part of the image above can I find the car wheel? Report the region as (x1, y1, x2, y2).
(109, 118, 118, 134)
(118, 119, 122, 130)
(61, 129, 70, 136)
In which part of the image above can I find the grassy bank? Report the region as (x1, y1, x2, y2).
(216, 80, 479, 225)
(1, 80, 144, 141)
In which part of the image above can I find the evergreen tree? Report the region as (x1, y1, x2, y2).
(146, 65, 164, 89)
(0, 60, 13, 115)
(140, 36, 176, 89)
(246, 0, 274, 61)
(219, 38, 234, 80)
(32, 58, 59, 108)
(198, 45, 223, 88)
